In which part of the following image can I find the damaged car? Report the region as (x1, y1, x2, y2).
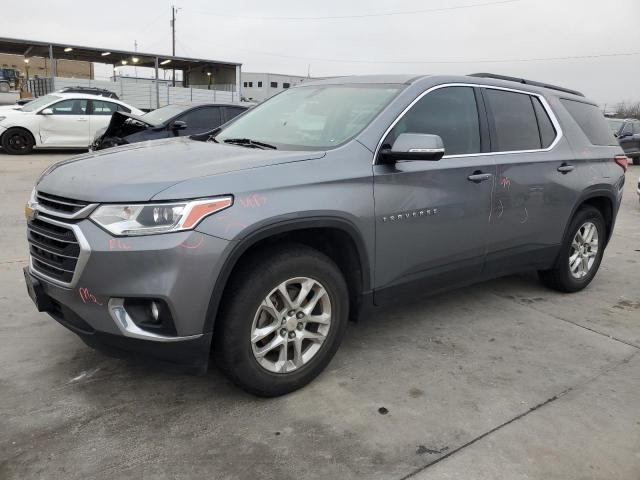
(90, 102, 249, 150)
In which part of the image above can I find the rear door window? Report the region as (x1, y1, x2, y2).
(384, 86, 481, 156)
(531, 97, 557, 148)
(484, 89, 541, 152)
(560, 99, 617, 146)
(91, 100, 119, 115)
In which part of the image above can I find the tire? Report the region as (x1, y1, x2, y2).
(538, 206, 606, 293)
(0, 82, 9, 93)
(1, 128, 35, 155)
(214, 243, 349, 397)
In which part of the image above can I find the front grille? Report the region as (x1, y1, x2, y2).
(36, 191, 89, 215)
(27, 216, 80, 283)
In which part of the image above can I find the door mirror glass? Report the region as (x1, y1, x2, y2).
(40, 108, 53, 115)
(171, 120, 187, 130)
(380, 133, 445, 163)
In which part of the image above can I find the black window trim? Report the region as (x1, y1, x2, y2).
(373, 83, 563, 165)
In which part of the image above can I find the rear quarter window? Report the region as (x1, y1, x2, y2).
(560, 99, 617, 146)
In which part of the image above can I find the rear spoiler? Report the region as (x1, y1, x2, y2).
(469, 73, 585, 97)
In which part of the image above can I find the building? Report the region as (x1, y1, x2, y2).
(0, 37, 243, 109)
(0, 53, 93, 80)
(241, 72, 317, 102)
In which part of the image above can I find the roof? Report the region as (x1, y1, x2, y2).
(301, 74, 424, 86)
(0, 37, 241, 70)
(299, 74, 590, 102)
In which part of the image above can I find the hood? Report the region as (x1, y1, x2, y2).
(0, 105, 23, 112)
(36, 137, 325, 202)
(90, 110, 155, 148)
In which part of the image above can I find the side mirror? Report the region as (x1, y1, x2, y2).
(379, 133, 445, 163)
(40, 108, 53, 115)
(171, 120, 187, 131)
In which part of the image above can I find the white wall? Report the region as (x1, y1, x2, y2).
(52, 77, 239, 110)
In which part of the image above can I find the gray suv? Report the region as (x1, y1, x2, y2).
(23, 74, 627, 396)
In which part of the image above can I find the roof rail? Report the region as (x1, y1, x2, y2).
(469, 73, 585, 97)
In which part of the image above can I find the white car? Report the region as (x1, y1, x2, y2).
(0, 93, 143, 154)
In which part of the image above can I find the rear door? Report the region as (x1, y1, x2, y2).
(38, 99, 89, 147)
(480, 87, 576, 275)
(373, 85, 496, 303)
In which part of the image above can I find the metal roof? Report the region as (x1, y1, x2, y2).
(0, 37, 241, 70)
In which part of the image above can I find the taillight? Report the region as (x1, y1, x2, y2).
(614, 155, 628, 172)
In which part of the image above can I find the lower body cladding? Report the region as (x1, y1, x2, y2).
(24, 216, 230, 373)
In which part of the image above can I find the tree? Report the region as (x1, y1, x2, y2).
(614, 101, 640, 119)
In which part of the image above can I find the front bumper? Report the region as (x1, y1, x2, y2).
(27, 217, 231, 372)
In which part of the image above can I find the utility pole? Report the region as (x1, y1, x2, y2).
(170, 5, 176, 86)
(134, 40, 138, 79)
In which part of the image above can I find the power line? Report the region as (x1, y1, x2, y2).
(188, 0, 522, 21)
(178, 35, 640, 65)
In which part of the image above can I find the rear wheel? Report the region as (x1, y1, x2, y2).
(214, 244, 349, 396)
(538, 206, 606, 293)
(1, 128, 35, 155)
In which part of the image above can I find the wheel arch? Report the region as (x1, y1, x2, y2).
(203, 217, 372, 334)
(565, 187, 617, 246)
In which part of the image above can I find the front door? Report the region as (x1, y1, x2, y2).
(39, 99, 89, 147)
(373, 86, 495, 304)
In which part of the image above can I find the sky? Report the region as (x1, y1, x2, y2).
(1, 0, 639, 107)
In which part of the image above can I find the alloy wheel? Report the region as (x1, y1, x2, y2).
(569, 221, 599, 279)
(250, 276, 332, 374)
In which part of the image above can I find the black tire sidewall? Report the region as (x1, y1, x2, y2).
(557, 206, 606, 292)
(215, 246, 349, 396)
(2, 129, 34, 155)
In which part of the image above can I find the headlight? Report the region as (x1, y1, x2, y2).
(90, 196, 233, 236)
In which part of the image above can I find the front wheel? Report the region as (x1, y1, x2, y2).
(214, 244, 349, 396)
(1, 128, 35, 155)
(538, 206, 606, 293)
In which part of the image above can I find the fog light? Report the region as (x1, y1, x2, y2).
(150, 301, 160, 322)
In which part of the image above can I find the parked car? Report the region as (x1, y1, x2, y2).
(24, 74, 626, 396)
(57, 86, 119, 99)
(608, 118, 640, 165)
(90, 102, 249, 151)
(0, 93, 143, 154)
(15, 97, 35, 106)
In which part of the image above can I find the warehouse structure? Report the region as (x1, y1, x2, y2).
(241, 72, 319, 101)
(0, 37, 242, 109)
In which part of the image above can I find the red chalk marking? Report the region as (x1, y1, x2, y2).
(239, 194, 267, 208)
(179, 237, 205, 249)
(108, 239, 132, 251)
(79, 287, 103, 306)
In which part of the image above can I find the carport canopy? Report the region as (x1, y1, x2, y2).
(0, 36, 241, 90)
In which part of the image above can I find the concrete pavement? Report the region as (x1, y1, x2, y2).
(0, 150, 638, 479)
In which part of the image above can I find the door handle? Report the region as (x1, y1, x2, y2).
(76, 118, 88, 122)
(557, 164, 574, 174)
(467, 172, 492, 183)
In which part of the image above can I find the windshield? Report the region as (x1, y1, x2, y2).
(20, 95, 62, 112)
(607, 119, 624, 134)
(142, 104, 191, 125)
(216, 84, 402, 150)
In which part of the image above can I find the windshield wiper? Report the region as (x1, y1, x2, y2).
(222, 138, 277, 150)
